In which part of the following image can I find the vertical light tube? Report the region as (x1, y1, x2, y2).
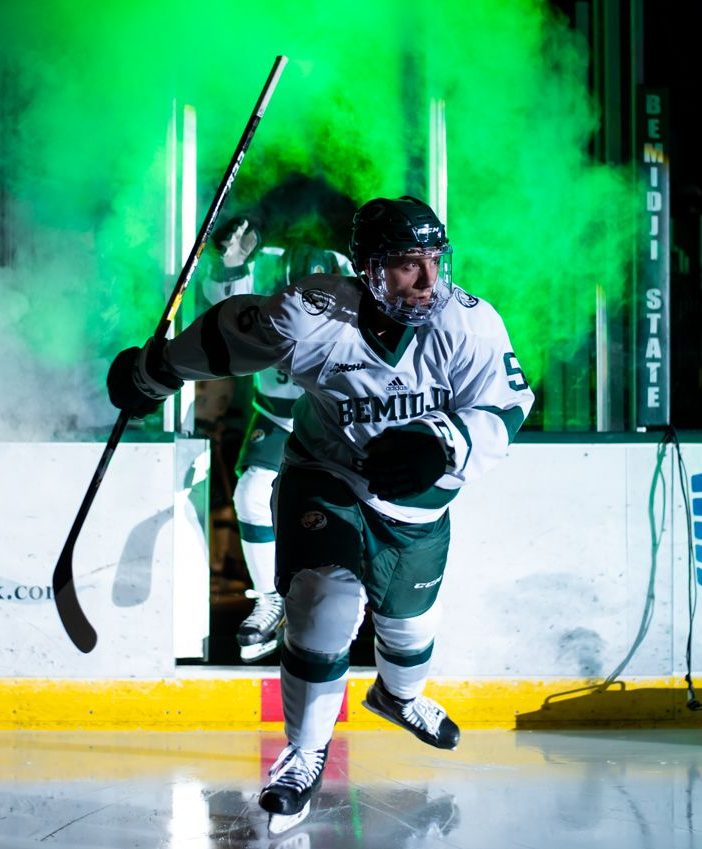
(163, 99, 178, 433)
(180, 105, 197, 268)
(429, 98, 448, 227)
(171, 105, 208, 661)
(595, 283, 609, 430)
(178, 104, 197, 435)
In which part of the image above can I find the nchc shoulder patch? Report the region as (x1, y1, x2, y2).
(300, 288, 334, 315)
(453, 288, 479, 309)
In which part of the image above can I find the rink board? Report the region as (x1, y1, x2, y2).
(0, 439, 210, 677)
(1, 435, 702, 728)
(0, 673, 698, 730)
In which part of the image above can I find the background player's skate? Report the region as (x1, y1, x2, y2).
(236, 590, 285, 662)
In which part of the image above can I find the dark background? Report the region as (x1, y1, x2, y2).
(552, 0, 702, 427)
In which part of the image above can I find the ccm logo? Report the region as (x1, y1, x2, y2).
(413, 577, 442, 589)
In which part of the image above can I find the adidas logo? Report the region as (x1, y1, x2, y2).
(386, 376, 408, 392)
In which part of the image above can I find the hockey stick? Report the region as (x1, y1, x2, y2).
(52, 55, 288, 653)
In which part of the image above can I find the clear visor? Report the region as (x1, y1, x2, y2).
(367, 246, 453, 326)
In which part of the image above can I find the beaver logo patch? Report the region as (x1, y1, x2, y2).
(300, 510, 328, 530)
(454, 288, 479, 308)
(301, 288, 333, 315)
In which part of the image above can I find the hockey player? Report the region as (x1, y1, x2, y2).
(107, 196, 534, 834)
(201, 213, 354, 661)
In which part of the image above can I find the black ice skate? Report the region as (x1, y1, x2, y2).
(363, 676, 461, 750)
(236, 590, 284, 662)
(259, 743, 329, 835)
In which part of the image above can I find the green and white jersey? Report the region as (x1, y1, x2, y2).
(161, 275, 534, 523)
(201, 247, 353, 432)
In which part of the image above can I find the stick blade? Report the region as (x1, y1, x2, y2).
(53, 542, 98, 654)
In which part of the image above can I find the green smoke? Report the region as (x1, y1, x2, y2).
(429, 0, 636, 405)
(0, 0, 637, 435)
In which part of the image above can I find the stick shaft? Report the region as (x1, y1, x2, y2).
(155, 55, 288, 341)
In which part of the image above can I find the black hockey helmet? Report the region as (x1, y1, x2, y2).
(349, 196, 453, 325)
(349, 196, 449, 272)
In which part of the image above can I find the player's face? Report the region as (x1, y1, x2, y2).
(382, 250, 441, 306)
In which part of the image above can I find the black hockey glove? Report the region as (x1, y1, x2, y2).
(360, 423, 448, 500)
(107, 338, 183, 418)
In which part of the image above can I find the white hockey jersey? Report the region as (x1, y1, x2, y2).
(158, 275, 534, 523)
(201, 247, 353, 432)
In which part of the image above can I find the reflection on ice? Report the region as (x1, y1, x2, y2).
(0, 730, 700, 848)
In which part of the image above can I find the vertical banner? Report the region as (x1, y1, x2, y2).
(635, 87, 670, 428)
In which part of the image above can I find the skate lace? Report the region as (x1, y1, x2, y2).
(401, 695, 445, 736)
(243, 590, 284, 630)
(268, 744, 326, 792)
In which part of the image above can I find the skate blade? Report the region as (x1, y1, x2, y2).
(268, 800, 310, 836)
(239, 638, 280, 662)
(361, 698, 406, 730)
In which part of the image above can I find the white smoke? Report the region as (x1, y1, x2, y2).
(0, 228, 117, 441)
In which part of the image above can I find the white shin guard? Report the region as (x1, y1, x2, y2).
(282, 566, 367, 749)
(281, 665, 349, 751)
(372, 605, 440, 700)
(234, 466, 278, 593)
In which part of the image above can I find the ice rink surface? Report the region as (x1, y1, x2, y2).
(1, 728, 701, 848)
